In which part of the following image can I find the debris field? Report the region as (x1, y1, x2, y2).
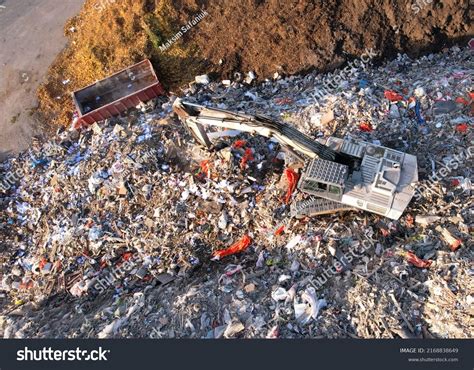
(0, 46, 472, 339)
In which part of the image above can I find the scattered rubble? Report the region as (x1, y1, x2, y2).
(0, 46, 472, 339)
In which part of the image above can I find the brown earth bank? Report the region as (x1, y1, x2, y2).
(38, 0, 472, 127)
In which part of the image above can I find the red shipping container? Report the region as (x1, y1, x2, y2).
(72, 59, 165, 128)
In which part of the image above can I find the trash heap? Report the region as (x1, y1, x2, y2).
(0, 45, 472, 339)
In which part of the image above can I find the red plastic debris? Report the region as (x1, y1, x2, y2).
(274, 225, 285, 236)
(359, 122, 373, 132)
(240, 148, 254, 169)
(282, 168, 299, 204)
(455, 96, 469, 105)
(274, 97, 293, 105)
(200, 160, 211, 176)
(451, 178, 460, 187)
(405, 214, 414, 227)
(212, 235, 252, 260)
(436, 226, 462, 252)
(456, 123, 468, 133)
(384, 90, 404, 102)
(20, 280, 34, 290)
(122, 252, 134, 261)
(469, 91, 474, 100)
(379, 226, 390, 237)
(38, 258, 48, 270)
(232, 140, 247, 149)
(449, 239, 462, 252)
(403, 251, 432, 269)
(115, 252, 135, 268)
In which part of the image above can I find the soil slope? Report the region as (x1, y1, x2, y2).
(37, 0, 472, 127)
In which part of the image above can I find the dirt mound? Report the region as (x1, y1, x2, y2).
(194, 0, 472, 79)
(37, 0, 472, 126)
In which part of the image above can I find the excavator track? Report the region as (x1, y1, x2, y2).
(291, 197, 355, 218)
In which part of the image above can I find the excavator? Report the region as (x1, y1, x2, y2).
(173, 98, 418, 220)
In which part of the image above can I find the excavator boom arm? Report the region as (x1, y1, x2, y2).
(173, 99, 337, 161)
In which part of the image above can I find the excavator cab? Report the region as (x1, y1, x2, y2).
(297, 158, 348, 202)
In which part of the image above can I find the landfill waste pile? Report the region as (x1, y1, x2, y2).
(1, 46, 472, 339)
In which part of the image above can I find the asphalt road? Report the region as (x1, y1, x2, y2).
(0, 0, 84, 160)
